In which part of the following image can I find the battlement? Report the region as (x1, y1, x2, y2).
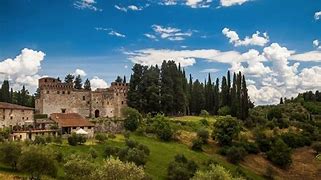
(39, 77, 73, 90)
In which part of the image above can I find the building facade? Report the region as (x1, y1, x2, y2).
(0, 102, 34, 129)
(35, 77, 128, 118)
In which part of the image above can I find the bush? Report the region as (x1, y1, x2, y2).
(0, 143, 21, 169)
(89, 147, 98, 159)
(55, 151, 64, 163)
(95, 133, 108, 143)
(254, 131, 272, 152)
(191, 138, 203, 151)
(237, 141, 259, 154)
(267, 138, 292, 168)
(125, 148, 148, 166)
(68, 133, 87, 146)
(200, 110, 209, 119)
(34, 136, 46, 145)
(45, 136, 53, 143)
(226, 146, 247, 164)
(167, 154, 198, 180)
(192, 164, 242, 180)
(104, 146, 120, 158)
(152, 115, 173, 141)
(197, 129, 209, 144)
(108, 133, 116, 139)
(200, 119, 209, 126)
(280, 132, 311, 148)
(212, 116, 240, 146)
(312, 142, 321, 154)
(53, 136, 62, 144)
(125, 139, 139, 148)
(218, 106, 231, 116)
(64, 155, 95, 180)
(123, 107, 142, 131)
(267, 107, 282, 120)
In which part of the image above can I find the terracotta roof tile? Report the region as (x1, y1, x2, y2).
(50, 113, 94, 127)
(0, 102, 34, 110)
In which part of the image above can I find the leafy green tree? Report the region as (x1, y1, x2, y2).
(127, 64, 144, 111)
(197, 129, 209, 144)
(0, 80, 10, 102)
(65, 74, 75, 83)
(18, 146, 58, 179)
(152, 115, 173, 141)
(267, 138, 292, 168)
(74, 75, 83, 89)
(192, 164, 243, 180)
(312, 142, 321, 154)
(218, 106, 231, 116)
(84, 78, 91, 90)
(212, 116, 240, 146)
(0, 143, 21, 170)
(226, 146, 247, 164)
(115, 76, 123, 83)
(92, 157, 146, 180)
(123, 107, 142, 131)
(64, 155, 95, 180)
(95, 133, 108, 143)
(167, 154, 198, 180)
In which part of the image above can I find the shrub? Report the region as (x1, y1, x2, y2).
(108, 133, 116, 139)
(123, 107, 142, 131)
(68, 133, 87, 146)
(125, 148, 148, 166)
(197, 129, 209, 144)
(95, 133, 108, 143)
(167, 154, 198, 180)
(0, 143, 21, 169)
(92, 157, 146, 180)
(45, 136, 53, 143)
(226, 146, 247, 164)
(267, 138, 292, 168)
(200, 119, 209, 126)
(264, 166, 276, 180)
(212, 116, 240, 146)
(312, 142, 321, 154)
(280, 132, 311, 148)
(125, 139, 139, 148)
(104, 145, 120, 158)
(218, 106, 231, 116)
(64, 155, 95, 180)
(55, 151, 64, 163)
(200, 110, 209, 119)
(193, 164, 242, 180)
(137, 144, 150, 155)
(53, 136, 62, 144)
(254, 131, 272, 152)
(191, 138, 203, 151)
(89, 147, 98, 159)
(34, 136, 46, 145)
(237, 141, 259, 154)
(152, 115, 173, 141)
(267, 107, 282, 120)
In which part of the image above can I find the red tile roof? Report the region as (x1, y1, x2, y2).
(0, 102, 34, 110)
(50, 113, 94, 127)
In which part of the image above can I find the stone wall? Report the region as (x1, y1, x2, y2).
(0, 109, 33, 128)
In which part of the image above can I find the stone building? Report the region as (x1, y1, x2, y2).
(35, 77, 128, 118)
(0, 102, 34, 129)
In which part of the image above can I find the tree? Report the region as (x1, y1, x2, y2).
(65, 74, 75, 83)
(153, 115, 173, 141)
(167, 154, 198, 180)
(127, 64, 144, 112)
(212, 116, 240, 146)
(92, 157, 146, 180)
(64, 155, 95, 180)
(84, 78, 91, 90)
(312, 142, 321, 154)
(267, 138, 292, 168)
(123, 107, 142, 131)
(0, 143, 21, 170)
(115, 76, 123, 83)
(0, 80, 10, 102)
(74, 75, 83, 89)
(280, 97, 284, 104)
(197, 129, 209, 144)
(123, 76, 127, 83)
(18, 146, 58, 179)
(192, 164, 242, 180)
(95, 133, 108, 143)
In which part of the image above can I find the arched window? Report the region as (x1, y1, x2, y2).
(95, 110, 100, 118)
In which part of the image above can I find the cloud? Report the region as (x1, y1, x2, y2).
(73, 0, 102, 11)
(159, 0, 177, 6)
(115, 5, 144, 12)
(312, 39, 321, 49)
(149, 25, 193, 41)
(290, 51, 321, 62)
(90, 76, 108, 90)
(95, 27, 126, 38)
(144, 33, 158, 41)
(73, 69, 87, 77)
(186, 0, 212, 8)
(220, 0, 251, 7)
(200, 68, 220, 73)
(222, 28, 269, 47)
(0, 48, 45, 91)
(314, 11, 321, 20)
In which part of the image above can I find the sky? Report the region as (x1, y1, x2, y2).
(1, 0, 321, 105)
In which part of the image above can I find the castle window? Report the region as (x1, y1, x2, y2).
(47, 91, 49, 94)
(62, 91, 65, 94)
(83, 96, 86, 101)
(107, 102, 109, 105)
(53, 80, 55, 82)
(116, 93, 118, 96)
(61, 109, 66, 113)
(68, 91, 70, 94)
(57, 91, 60, 94)
(26, 117, 28, 120)
(45, 79, 47, 82)
(121, 101, 124, 104)
(10, 116, 12, 120)
(88, 127, 92, 129)
(22, 117, 24, 120)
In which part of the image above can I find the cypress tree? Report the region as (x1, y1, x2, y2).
(236, 72, 242, 119)
(84, 79, 91, 90)
(123, 76, 127, 83)
(241, 75, 249, 120)
(74, 75, 83, 89)
(230, 73, 237, 117)
(227, 71, 231, 106)
(115, 76, 123, 83)
(188, 74, 193, 115)
(64, 74, 74, 84)
(0, 80, 10, 102)
(213, 78, 220, 114)
(127, 64, 144, 112)
(220, 76, 228, 107)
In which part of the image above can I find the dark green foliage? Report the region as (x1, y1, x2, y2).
(115, 76, 123, 83)
(123, 107, 142, 131)
(226, 146, 247, 164)
(153, 116, 173, 141)
(68, 133, 87, 146)
(64, 155, 95, 180)
(237, 141, 260, 154)
(167, 154, 198, 180)
(95, 133, 108, 143)
(34, 135, 46, 145)
(280, 132, 311, 148)
(197, 129, 209, 144)
(267, 138, 292, 168)
(218, 106, 231, 116)
(74, 75, 83, 89)
(254, 131, 272, 152)
(55, 151, 64, 163)
(89, 147, 98, 159)
(267, 107, 283, 120)
(65, 74, 75, 83)
(53, 136, 62, 144)
(0, 80, 10, 102)
(84, 78, 91, 90)
(191, 138, 203, 151)
(0, 143, 21, 169)
(212, 116, 240, 146)
(104, 145, 120, 158)
(312, 142, 321, 153)
(18, 146, 58, 179)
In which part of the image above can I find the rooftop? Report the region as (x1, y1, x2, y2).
(0, 102, 34, 110)
(50, 113, 94, 127)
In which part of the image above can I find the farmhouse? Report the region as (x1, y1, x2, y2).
(0, 102, 34, 129)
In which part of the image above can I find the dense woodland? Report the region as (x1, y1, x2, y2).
(0, 80, 35, 107)
(127, 60, 253, 120)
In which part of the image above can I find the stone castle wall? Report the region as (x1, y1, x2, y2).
(35, 77, 128, 118)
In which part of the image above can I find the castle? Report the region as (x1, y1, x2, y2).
(35, 77, 128, 118)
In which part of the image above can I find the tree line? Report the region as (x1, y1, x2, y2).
(0, 80, 35, 107)
(127, 60, 253, 120)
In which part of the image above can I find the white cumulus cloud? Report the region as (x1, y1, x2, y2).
(220, 0, 251, 7)
(148, 25, 192, 41)
(222, 28, 269, 47)
(73, 69, 87, 77)
(73, 0, 102, 11)
(314, 11, 321, 20)
(90, 76, 108, 90)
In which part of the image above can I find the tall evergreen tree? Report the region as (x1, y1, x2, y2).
(188, 74, 193, 115)
(205, 73, 214, 113)
(0, 80, 10, 102)
(115, 76, 123, 83)
(84, 79, 91, 90)
(213, 78, 220, 114)
(123, 76, 127, 83)
(230, 73, 238, 117)
(160, 61, 175, 115)
(127, 64, 144, 112)
(227, 71, 231, 106)
(74, 75, 83, 89)
(64, 74, 74, 84)
(220, 76, 229, 107)
(236, 72, 242, 119)
(241, 75, 249, 120)
(191, 80, 205, 115)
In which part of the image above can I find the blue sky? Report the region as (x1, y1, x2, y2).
(1, 0, 321, 104)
